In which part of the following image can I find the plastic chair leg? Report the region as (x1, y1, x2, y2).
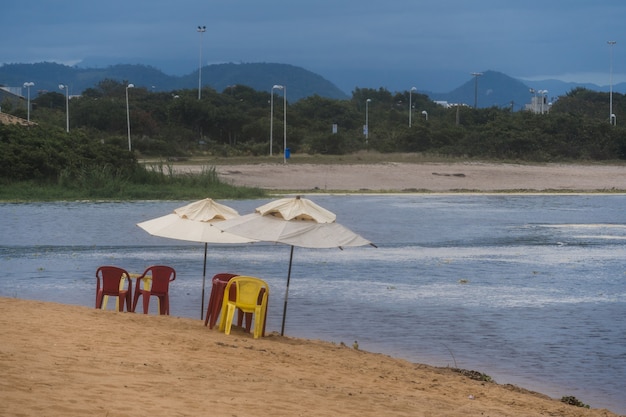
(159, 295, 169, 315)
(223, 304, 237, 335)
(204, 291, 215, 326)
(252, 306, 264, 338)
(141, 293, 150, 314)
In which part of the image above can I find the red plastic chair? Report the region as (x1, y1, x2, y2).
(95, 266, 132, 312)
(204, 273, 239, 328)
(132, 265, 176, 315)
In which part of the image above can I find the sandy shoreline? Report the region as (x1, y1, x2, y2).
(0, 297, 620, 416)
(172, 162, 626, 192)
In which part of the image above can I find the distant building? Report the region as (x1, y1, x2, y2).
(526, 89, 551, 114)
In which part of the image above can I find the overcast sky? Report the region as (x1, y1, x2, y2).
(2, 0, 625, 92)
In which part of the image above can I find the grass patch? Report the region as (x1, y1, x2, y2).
(0, 163, 266, 201)
(153, 151, 473, 167)
(154, 152, 626, 168)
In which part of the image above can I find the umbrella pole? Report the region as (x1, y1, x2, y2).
(201, 242, 208, 320)
(281, 245, 295, 336)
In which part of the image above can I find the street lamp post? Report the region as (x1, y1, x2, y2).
(608, 40, 617, 126)
(281, 86, 287, 164)
(365, 98, 372, 145)
(126, 83, 134, 151)
(270, 84, 284, 156)
(538, 89, 548, 114)
(197, 25, 206, 100)
(409, 86, 417, 127)
(421, 110, 428, 121)
(58, 84, 69, 132)
(23, 82, 34, 122)
(471, 72, 482, 108)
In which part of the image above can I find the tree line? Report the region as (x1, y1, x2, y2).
(2, 79, 626, 182)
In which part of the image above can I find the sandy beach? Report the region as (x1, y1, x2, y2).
(0, 297, 621, 417)
(205, 162, 626, 192)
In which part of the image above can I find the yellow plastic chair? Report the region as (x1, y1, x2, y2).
(219, 276, 269, 339)
(102, 273, 155, 311)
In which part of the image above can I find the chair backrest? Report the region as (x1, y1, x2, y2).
(213, 273, 238, 284)
(96, 266, 130, 292)
(226, 276, 269, 309)
(142, 265, 176, 293)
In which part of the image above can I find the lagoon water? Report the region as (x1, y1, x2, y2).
(1, 195, 625, 414)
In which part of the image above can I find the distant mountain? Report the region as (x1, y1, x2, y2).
(178, 62, 349, 101)
(523, 78, 626, 100)
(0, 62, 349, 101)
(428, 71, 536, 110)
(427, 71, 626, 109)
(2, 62, 624, 109)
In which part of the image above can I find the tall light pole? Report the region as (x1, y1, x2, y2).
(608, 40, 617, 126)
(471, 72, 482, 108)
(538, 89, 548, 114)
(23, 82, 34, 122)
(197, 25, 206, 100)
(409, 86, 417, 127)
(281, 86, 287, 164)
(365, 98, 372, 145)
(126, 83, 134, 151)
(58, 84, 69, 132)
(269, 84, 284, 156)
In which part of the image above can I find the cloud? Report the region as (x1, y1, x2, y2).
(2, 1, 625, 90)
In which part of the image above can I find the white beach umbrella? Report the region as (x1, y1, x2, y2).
(214, 196, 375, 335)
(137, 198, 256, 319)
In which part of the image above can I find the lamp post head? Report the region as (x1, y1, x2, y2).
(366, 98, 372, 103)
(127, 83, 134, 89)
(24, 82, 34, 88)
(58, 84, 66, 90)
(411, 87, 417, 92)
(272, 84, 284, 90)
(197, 25, 206, 32)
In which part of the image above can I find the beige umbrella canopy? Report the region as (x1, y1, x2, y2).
(215, 196, 375, 335)
(137, 198, 256, 319)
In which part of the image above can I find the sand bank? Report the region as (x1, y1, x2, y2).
(0, 297, 619, 416)
(172, 162, 626, 192)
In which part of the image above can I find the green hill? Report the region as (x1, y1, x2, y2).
(0, 62, 348, 101)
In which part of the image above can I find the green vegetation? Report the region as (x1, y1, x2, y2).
(561, 396, 590, 408)
(451, 368, 494, 383)
(0, 123, 264, 201)
(2, 79, 625, 201)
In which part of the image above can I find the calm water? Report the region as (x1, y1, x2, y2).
(1, 195, 625, 414)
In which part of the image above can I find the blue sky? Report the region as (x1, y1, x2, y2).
(2, 0, 625, 93)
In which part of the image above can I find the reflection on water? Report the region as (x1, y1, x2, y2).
(1, 195, 625, 413)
